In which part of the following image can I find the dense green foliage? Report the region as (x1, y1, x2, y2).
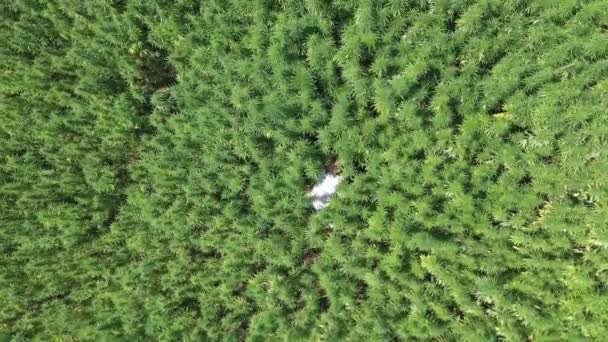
(2, 0, 608, 340)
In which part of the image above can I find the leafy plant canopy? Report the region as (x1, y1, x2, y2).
(1, 0, 608, 340)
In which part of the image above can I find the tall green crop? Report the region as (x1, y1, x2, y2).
(2, 0, 607, 340)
